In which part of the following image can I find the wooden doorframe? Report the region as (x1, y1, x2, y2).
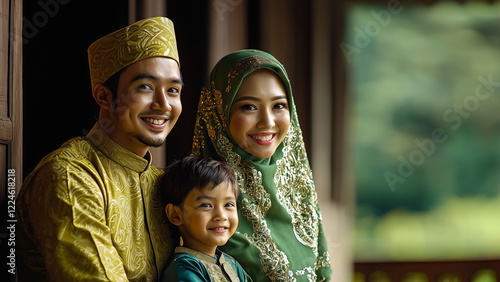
(9, 0, 22, 190)
(0, 0, 22, 200)
(1, 0, 22, 281)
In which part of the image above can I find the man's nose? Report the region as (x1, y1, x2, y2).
(152, 90, 172, 112)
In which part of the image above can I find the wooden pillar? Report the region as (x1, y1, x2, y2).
(0, 0, 23, 197)
(207, 0, 248, 72)
(1, 0, 23, 281)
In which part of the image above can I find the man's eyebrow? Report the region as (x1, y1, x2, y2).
(130, 74, 156, 83)
(173, 78, 185, 87)
(129, 74, 184, 86)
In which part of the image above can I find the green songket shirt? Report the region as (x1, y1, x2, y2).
(163, 247, 251, 282)
(16, 123, 173, 281)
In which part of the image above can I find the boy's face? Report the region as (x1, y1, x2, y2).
(168, 180, 238, 256)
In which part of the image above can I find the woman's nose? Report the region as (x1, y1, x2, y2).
(257, 109, 275, 129)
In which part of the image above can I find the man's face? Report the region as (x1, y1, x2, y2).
(106, 57, 182, 156)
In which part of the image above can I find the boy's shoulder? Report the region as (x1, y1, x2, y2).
(163, 250, 210, 282)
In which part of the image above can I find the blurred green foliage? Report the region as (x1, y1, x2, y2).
(347, 1, 500, 260)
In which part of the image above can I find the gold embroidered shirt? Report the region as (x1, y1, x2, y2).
(16, 123, 173, 281)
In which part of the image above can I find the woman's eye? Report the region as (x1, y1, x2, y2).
(274, 103, 288, 110)
(241, 104, 257, 111)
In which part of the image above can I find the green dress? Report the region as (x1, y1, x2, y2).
(192, 49, 332, 281)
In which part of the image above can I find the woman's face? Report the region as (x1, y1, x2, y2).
(229, 69, 290, 159)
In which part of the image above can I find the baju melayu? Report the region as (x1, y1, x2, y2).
(163, 247, 251, 282)
(16, 123, 173, 281)
(192, 49, 332, 281)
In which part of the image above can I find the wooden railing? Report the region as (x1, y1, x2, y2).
(354, 259, 500, 281)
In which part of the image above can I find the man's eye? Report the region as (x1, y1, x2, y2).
(137, 84, 153, 90)
(168, 87, 180, 94)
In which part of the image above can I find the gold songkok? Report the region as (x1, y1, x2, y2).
(88, 17, 179, 89)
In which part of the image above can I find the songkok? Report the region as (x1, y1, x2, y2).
(88, 17, 179, 89)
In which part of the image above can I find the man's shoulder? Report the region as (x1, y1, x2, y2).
(17, 137, 101, 207)
(37, 137, 95, 166)
(22, 137, 99, 183)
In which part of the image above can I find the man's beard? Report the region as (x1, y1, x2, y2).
(131, 133, 167, 148)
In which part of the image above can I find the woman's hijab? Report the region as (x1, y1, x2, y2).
(192, 49, 332, 281)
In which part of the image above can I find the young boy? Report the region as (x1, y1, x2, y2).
(161, 155, 252, 282)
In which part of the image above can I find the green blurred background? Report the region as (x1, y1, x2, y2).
(347, 1, 500, 261)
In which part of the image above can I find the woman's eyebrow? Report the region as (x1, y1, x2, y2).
(234, 95, 287, 102)
(234, 96, 260, 102)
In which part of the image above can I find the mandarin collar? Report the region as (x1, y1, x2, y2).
(174, 247, 239, 281)
(85, 123, 152, 173)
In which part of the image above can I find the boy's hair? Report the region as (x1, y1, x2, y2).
(161, 155, 239, 207)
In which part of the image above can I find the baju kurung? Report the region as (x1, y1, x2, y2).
(192, 49, 332, 281)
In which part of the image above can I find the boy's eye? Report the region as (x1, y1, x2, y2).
(199, 203, 212, 208)
(225, 202, 236, 208)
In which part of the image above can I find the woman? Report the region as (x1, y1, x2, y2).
(192, 49, 331, 281)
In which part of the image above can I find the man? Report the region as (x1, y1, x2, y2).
(16, 17, 182, 281)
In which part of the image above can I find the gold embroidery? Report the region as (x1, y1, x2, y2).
(192, 51, 331, 281)
(226, 55, 277, 92)
(276, 125, 320, 253)
(88, 17, 179, 89)
(17, 125, 170, 281)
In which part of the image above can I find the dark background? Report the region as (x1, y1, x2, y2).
(23, 1, 214, 174)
